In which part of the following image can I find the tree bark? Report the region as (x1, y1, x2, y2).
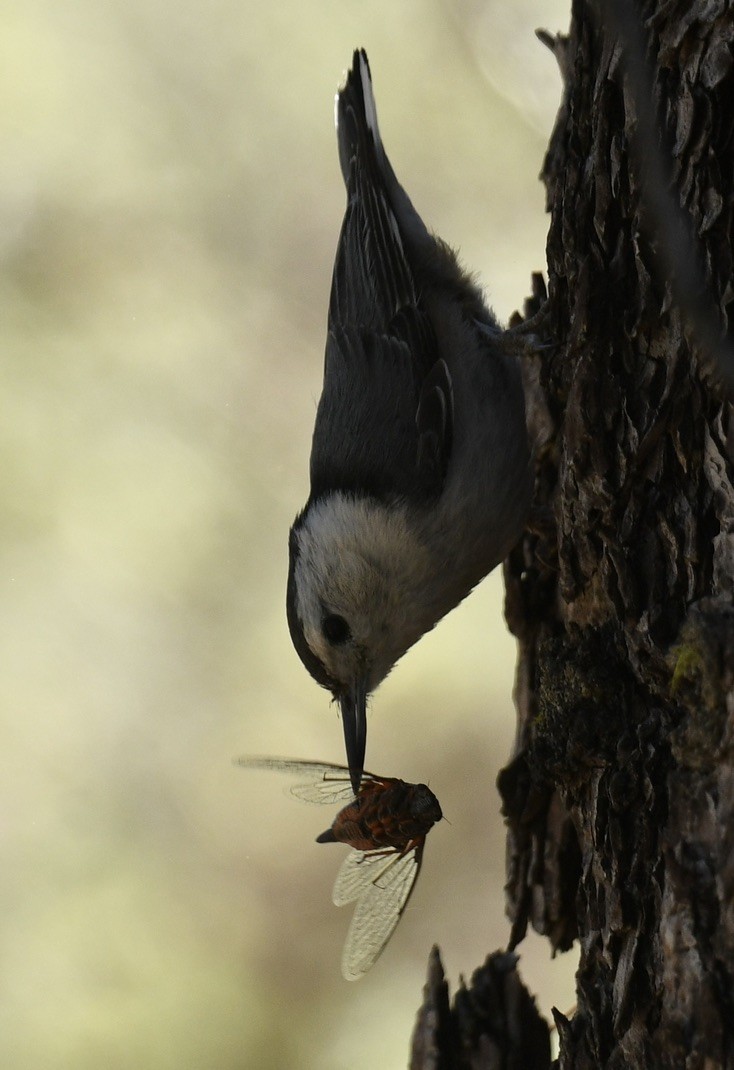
(411, 1, 734, 1066)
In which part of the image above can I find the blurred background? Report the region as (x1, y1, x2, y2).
(0, 1, 575, 1067)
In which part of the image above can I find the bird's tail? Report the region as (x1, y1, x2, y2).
(336, 49, 383, 188)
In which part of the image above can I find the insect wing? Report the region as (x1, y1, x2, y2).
(236, 757, 358, 805)
(332, 844, 424, 980)
(288, 778, 355, 805)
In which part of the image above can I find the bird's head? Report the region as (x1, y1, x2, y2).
(287, 493, 434, 790)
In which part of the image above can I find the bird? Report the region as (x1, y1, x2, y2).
(286, 49, 532, 792)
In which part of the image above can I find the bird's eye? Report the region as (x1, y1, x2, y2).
(322, 614, 351, 645)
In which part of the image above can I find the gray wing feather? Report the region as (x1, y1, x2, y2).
(313, 49, 450, 504)
(310, 321, 447, 502)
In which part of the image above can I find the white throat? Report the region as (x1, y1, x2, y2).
(292, 493, 437, 690)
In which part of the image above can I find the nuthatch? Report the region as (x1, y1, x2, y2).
(287, 50, 532, 791)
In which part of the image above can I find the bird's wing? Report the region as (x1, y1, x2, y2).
(310, 317, 450, 502)
(310, 51, 452, 503)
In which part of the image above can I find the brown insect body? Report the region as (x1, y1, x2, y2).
(317, 776, 442, 852)
(238, 757, 442, 980)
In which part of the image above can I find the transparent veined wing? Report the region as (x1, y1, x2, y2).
(237, 755, 440, 980)
(236, 756, 360, 805)
(332, 844, 425, 980)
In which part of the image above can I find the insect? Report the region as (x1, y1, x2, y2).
(237, 757, 442, 980)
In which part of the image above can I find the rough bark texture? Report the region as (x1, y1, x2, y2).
(409, 947, 551, 1070)
(413, 1, 734, 1066)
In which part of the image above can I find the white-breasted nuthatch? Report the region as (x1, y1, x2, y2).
(287, 50, 532, 791)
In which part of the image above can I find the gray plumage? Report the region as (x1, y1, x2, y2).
(287, 49, 532, 789)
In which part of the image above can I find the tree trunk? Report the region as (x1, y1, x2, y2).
(411, 1, 734, 1066)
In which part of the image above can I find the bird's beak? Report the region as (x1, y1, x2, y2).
(340, 679, 367, 794)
